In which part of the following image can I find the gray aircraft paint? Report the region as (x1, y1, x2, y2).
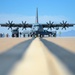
(22, 8, 44, 35)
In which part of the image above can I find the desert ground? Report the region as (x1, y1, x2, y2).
(0, 37, 75, 75)
(43, 37, 75, 53)
(0, 38, 31, 53)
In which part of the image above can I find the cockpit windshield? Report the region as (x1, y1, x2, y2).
(34, 25, 42, 27)
(33, 24, 43, 31)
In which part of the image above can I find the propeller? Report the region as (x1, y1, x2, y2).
(56, 27, 59, 30)
(60, 20, 69, 30)
(47, 21, 54, 30)
(22, 21, 27, 30)
(6, 20, 14, 30)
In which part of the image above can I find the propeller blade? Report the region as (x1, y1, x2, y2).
(25, 21, 26, 24)
(65, 21, 67, 24)
(22, 21, 23, 24)
(21, 21, 27, 30)
(6, 23, 8, 25)
(49, 21, 51, 24)
(17, 27, 19, 30)
(8, 20, 10, 24)
(22, 28, 24, 30)
(56, 27, 59, 30)
(51, 21, 54, 24)
(11, 21, 13, 24)
(65, 27, 66, 30)
(8, 27, 9, 30)
(46, 22, 48, 24)
(62, 20, 64, 24)
(62, 27, 63, 30)
(50, 27, 52, 30)
(46, 21, 54, 30)
(11, 27, 12, 30)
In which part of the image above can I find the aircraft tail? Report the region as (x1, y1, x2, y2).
(35, 8, 38, 23)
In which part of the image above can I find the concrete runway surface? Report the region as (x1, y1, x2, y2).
(0, 38, 34, 75)
(0, 38, 75, 75)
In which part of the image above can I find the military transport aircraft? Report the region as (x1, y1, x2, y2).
(0, 8, 75, 37)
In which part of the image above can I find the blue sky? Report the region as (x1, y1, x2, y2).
(0, 0, 75, 36)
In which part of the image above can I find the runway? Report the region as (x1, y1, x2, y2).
(0, 38, 75, 75)
(41, 38, 75, 74)
(0, 38, 33, 75)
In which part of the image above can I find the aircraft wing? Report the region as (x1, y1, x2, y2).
(42, 21, 75, 30)
(42, 20, 75, 30)
(42, 21, 75, 28)
(0, 22, 32, 30)
(0, 23, 32, 27)
(42, 23, 75, 28)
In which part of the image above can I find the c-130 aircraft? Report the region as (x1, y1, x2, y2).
(0, 8, 75, 37)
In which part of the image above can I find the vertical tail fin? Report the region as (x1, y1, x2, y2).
(35, 8, 38, 23)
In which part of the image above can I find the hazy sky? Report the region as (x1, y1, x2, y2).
(0, 0, 75, 35)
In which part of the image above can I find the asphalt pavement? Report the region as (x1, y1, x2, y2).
(41, 38, 75, 75)
(0, 38, 34, 75)
(0, 38, 75, 75)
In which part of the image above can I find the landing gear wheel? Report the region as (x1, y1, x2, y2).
(48, 35, 50, 37)
(42, 35, 44, 37)
(23, 34, 25, 37)
(31, 35, 32, 37)
(36, 34, 38, 37)
(40, 34, 42, 38)
(28, 34, 29, 37)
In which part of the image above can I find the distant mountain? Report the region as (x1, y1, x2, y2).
(57, 30, 75, 37)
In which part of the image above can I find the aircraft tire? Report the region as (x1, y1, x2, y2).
(48, 34, 50, 37)
(40, 34, 42, 38)
(31, 35, 32, 37)
(23, 34, 25, 37)
(36, 34, 38, 37)
(12, 34, 14, 37)
(28, 34, 29, 37)
(42, 35, 44, 37)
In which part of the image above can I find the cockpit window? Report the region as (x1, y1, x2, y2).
(34, 25, 42, 27)
(34, 25, 37, 27)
